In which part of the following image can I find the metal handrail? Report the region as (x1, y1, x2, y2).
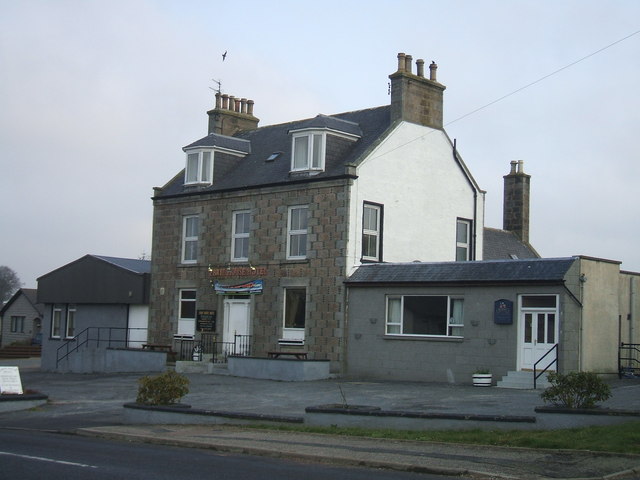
(56, 327, 146, 367)
(173, 334, 252, 363)
(533, 343, 558, 389)
(618, 343, 640, 378)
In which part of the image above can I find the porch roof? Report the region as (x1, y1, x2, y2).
(346, 257, 577, 285)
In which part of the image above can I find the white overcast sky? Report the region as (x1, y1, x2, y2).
(1, 0, 639, 288)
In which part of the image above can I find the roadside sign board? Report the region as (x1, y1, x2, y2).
(0, 366, 23, 394)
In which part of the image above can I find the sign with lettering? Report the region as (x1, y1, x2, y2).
(494, 299, 513, 325)
(0, 366, 23, 394)
(214, 279, 263, 295)
(209, 266, 268, 278)
(197, 310, 216, 332)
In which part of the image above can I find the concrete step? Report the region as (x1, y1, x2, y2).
(496, 370, 551, 390)
(0, 345, 42, 359)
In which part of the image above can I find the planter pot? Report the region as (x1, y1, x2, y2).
(472, 373, 493, 387)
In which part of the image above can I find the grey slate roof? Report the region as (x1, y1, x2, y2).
(157, 106, 391, 198)
(346, 257, 577, 285)
(183, 133, 252, 154)
(288, 114, 363, 137)
(483, 227, 539, 260)
(93, 255, 151, 274)
(0, 288, 43, 317)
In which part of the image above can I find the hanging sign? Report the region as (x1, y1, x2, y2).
(214, 279, 263, 295)
(494, 299, 513, 325)
(0, 366, 23, 394)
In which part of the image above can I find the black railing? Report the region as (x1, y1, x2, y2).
(56, 327, 147, 367)
(533, 343, 558, 389)
(619, 343, 640, 378)
(173, 334, 252, 364)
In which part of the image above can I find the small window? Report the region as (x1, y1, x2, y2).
(362, 203, 382, 261)
(10, 316, 25, 333)
(51, 305, 63, 338)
(66, 305, 76, 338)
(287, 205, 308, 259)
(266, 152, 282, 162)
(456, 219, 471, 261)
(232, 211, 250, 261)
(522, 295, 557, 309)
(386, 295, 464, 338)
(291, 133, 325, 171)
(182, 216, 199, 264)
(185, 150, 213, 185)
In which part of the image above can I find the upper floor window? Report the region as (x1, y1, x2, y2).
(232, 210, 250, 262)
(287, 205, 308, 259)
(386, 295, 464, 338)
(185, 150, 213, 185)
(291, 133, 325, 172)
(362, 203, 382, 262)
(456, 219, 471, 261)
(182, 215, 199, 264)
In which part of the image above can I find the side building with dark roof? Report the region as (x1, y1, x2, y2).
(0, 288, 44, 348)
(37, 254, 162, 373)
(345, 256, 640, 385)
(148, 53, 486, 372)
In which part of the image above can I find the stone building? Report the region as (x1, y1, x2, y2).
(148, 52, 499, 372)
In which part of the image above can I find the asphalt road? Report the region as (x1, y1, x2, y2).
(0, 429, 462, 480)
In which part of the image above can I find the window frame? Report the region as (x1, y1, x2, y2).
(385, 295, 464, 338)
(291, 132, 325, 172)
(456, 218, 472, 261)
(181, 215, 199, 264)
(51, 305, 63, 339)
(184, 149, 213, 185)
(362, 202, 383, 262)
(10, 316, 25, 333)
(65, 304, 76, 339)
(286, 205, 308, 260)
(283, 287, 306, 341)
(177, 289, 197, 338)
(231, 210, 251, 262)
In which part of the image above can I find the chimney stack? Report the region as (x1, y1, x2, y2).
(207, 92, 259, 136)
(389, 52, 446, 129)
(503, 160, 531, 243)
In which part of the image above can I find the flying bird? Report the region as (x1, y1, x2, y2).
(222, 50, 227, 61)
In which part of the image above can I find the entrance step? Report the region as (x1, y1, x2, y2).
(497, 370, 551, 390)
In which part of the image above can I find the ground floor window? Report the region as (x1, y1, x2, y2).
(65, 305, 76, 338)
(282, 287, 306, 341)
(10, 316, 25, 333)
(177, 289, 196, 337)
(51, 305, 63, 338)
(386, 295, 464, 337)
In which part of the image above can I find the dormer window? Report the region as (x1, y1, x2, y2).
(292, 132, 325, 172)
(185, 150, 213, 185)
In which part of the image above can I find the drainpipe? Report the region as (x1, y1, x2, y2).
(578, 266, 586, 372)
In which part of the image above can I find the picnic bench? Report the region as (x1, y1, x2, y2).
(267, 351, 308, 360)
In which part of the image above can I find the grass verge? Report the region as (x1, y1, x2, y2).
(246, 420, 640, 454)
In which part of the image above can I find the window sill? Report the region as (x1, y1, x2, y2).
(384, 335, 464, 343)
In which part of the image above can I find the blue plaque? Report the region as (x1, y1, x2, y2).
(494, 299, 513, 325)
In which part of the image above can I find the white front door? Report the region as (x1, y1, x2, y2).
(128, 305, 149, 348)
(223, 298, 250, 355)
(519, 295, 559, 371)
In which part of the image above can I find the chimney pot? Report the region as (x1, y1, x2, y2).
(247, 99, 255, 116)
(240, 98, 247, 114)
(221, 94, 229, 109)
(429, 61, 438, 81)
(397, 52, 406, 72)
(510, 160, 518, 174)
(405, 55, 413, 74)
(234, 98, 241, 112)
(215, 92, 221, 109)
(517, 160, 525, 173)
(416, 59, 425, 77)
(228, 96, 236, 111)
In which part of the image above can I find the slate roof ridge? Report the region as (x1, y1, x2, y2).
(0, 288, 44, 316)
(355, 257, 576, 267)
(91, 255, 152, 274)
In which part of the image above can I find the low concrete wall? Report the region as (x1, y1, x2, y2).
(228, 356, 330, 381)
(0, 393, 48, 412)
(56, 348, 166, 373)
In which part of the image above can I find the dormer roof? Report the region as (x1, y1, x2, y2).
(183, 133, 252, 155)
(288, 114, 363, 137)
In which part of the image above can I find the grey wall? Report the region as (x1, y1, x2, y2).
(346, 284, 568, 383)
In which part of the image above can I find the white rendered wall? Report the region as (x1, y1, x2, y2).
(346, 122, 484, 273)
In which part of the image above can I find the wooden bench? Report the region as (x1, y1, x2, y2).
(142, 344, 172, 352)
(268, 351, 308, 360)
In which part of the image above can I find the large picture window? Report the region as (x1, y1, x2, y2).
(386, 295, 464, 337)
(362, 203, 382, 261)
(232, 211, 250, 261)
(287, 205, 308, 259)
(182, 215, 199, 264)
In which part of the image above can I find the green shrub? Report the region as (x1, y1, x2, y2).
(136, 370, 190, 405)
(540, 371, 611, 409)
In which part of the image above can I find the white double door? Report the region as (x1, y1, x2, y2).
(223, 298, 250, 355)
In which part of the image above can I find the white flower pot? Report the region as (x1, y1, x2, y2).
(472, 373, 492, 387)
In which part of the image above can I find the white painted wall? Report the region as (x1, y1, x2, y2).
(346, 122, 484, 273)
